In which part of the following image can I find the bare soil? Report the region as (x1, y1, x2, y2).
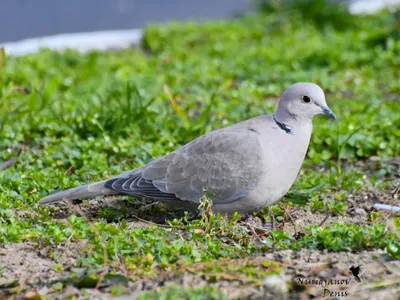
(1, 158, 399, 299)
(1, 230, 399, 299)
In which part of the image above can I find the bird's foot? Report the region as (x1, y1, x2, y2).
(240, 214, 273, 241)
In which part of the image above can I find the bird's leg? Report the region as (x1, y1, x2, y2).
(241, 214, 272, 238)
(71, 199, 83, 205)
(141, 201, 161, 211)
(184, 210, 202, 222)
(283, 206, 297, 234)
(270, 214, 276, 230)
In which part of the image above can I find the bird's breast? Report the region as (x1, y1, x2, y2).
(248, 124, 312, 208)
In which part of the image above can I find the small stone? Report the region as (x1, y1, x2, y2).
(24, 289, 41, 300)
(65, 285, 80, 297)
(354, 208, 367, 217)
(263, 274, 289, 299)
(38, 286, 49, 296)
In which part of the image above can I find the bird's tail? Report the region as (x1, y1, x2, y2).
(38, 181, 118, 205)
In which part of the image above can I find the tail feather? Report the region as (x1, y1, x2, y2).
(38, 181, 118, 205)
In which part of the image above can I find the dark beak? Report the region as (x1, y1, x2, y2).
(322, 106, 336, 120)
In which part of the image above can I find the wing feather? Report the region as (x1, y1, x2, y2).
(104, 124, 263, 204)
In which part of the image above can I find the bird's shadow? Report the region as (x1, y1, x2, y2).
(45, 197, 276, 235)
(46, 196, 194, 225)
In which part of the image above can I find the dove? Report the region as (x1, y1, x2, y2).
(39, 82, 336, 214)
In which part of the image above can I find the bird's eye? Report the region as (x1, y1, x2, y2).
(302, 96, 311, 103)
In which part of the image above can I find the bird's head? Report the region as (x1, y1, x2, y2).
(275, 82, 336, 123)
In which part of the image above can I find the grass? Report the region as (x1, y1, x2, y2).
(1, 2, 400, 298)
(139, 287, 228, 300)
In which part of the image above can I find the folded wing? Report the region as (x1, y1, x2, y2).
(105, 126, 262, 204)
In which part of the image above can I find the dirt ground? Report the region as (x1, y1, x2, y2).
(2, 241, 400, 299)
(1, 158, 399, 299)
(1, 188, 400, 299)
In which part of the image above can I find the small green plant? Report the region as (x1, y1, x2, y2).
(257, 0, 355, 30)
(296, 223, 393, 251)
(309, 193, 348, 216)
(52, 263, 63, 273)
(386, 217, 400, 259)
(387, 241, 400, 259)
(198, 192, 214, 221)
(50, 81, 157, 139)
(139, 286, 228, 300)
(111, 285, 130, 296)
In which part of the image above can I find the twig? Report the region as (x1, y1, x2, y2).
(319, 212, 331, 227)
(392, 187, 400, 201)
(247, 223, 273, 233)
(0, 157, 17, 171)
(283, 206, 297, 234)
(364, 278, 400, 291)
(246, 223, 263, 242)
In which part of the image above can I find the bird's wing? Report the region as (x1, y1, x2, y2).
(105, 124, 263, 204)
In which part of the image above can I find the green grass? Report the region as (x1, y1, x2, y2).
(1, 3, 400, 296)
(138, 287, 228, 300)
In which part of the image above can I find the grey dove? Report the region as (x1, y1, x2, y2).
(39, 82, 336, 214)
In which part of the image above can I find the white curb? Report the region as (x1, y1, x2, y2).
(0, 29, 143, 56)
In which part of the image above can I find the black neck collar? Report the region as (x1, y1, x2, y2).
(273, 115, 293, 134)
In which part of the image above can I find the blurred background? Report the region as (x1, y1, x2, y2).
(1, 0, 399, 44)
(1, 0, 250, 43)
